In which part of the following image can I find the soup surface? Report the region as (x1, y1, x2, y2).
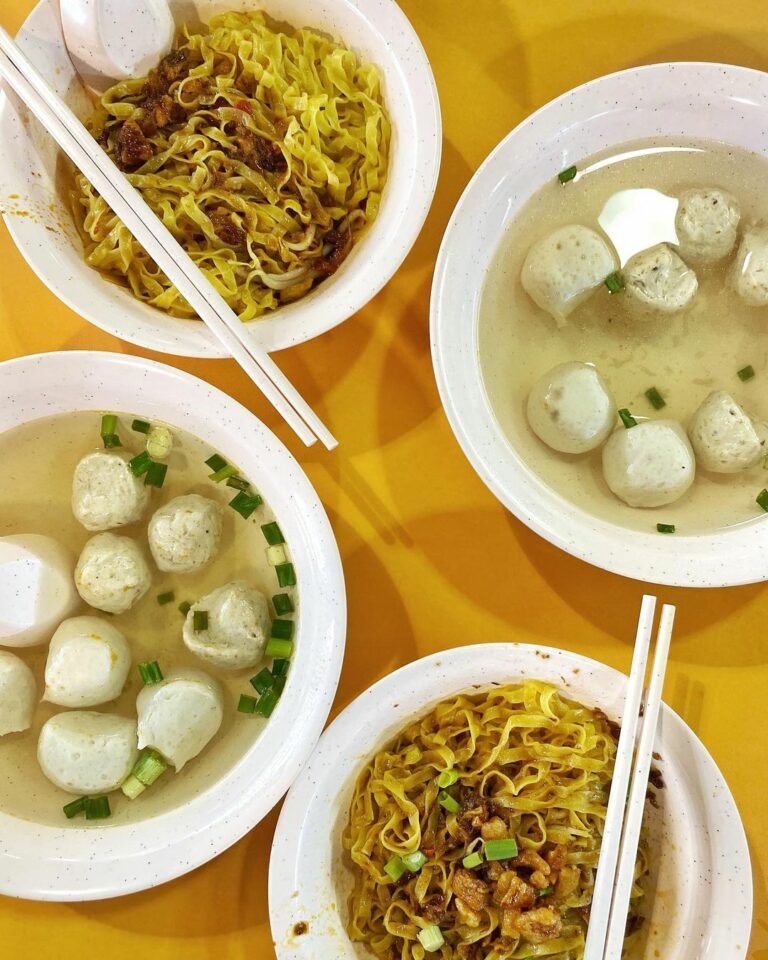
(0, 412, 295, 827)
(479, 137, 768, 534)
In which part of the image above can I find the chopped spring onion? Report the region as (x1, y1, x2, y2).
(131, 419, 151, 434)
(537, 885, 555, 897)
(84, 795, 111, 820)
(193, 610, 209, 632)
(484, 838, 519, 861)
(128, 450, 152, 476)
(384, 856, 407, 882)
(63, 796, 86, 819)
(229, 490, 263, 519)
(103, 433, 122, 448)
(250, 668, 274, 694)
(417, 925, 444, 953)
(265, 637, 293, 659)
(400, 851, 427, 873)
(757, 488, 768, 512)
(275, 562, 296, 587)
(272, 593, 294, 615)
(272, 675, 287, 695)
(261, 521, 285, 545)
(272, 659, 290, 678)
(644, 386, 666, 410)
(178, 600, 191, 616)
(271, 619, 294, 641)
(144, 461, 168, 488)
(437, 769, 458, 789)
(132, 748, 167, 786)
(138, 660, 163, 685)
(121, 775, 145, 800)
(209, 463, 239, 483)
(267, 544, 287, 566)
(738, 365, 755, 382)
(558, 164, 577, 184)
(157, 591, 174, 606)
(146, 425, 173, 460)
(100, 414, 118, 437)
(205, 453, 227, 472)
(618, 408, 637, 429)
(225, 475, 250, 491)
(656, 523, 676, 534)
(238, 694, 258, 714)
(462, 851, 484, 869)
(438, 791, 460, 814)
(256, 688, 279, 717)
(604, 271, 625, 294)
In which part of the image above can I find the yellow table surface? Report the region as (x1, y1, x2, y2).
(1, 0, 767, 956)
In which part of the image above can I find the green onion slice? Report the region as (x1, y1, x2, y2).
(144, 461, 168, 488)
(417, 925, 444, 953)
(272, 593, 294, 615)
(644, 386, 666, 410)
(656, 523, 676, 534)
(271, 658, 290, 678)
(250, 668, 274, 694)
(438, 791, 460, 814)
(121, 774, 145, 800)
(229, 490, 263, 519)
(138, 660, 163, 685)
(462, 851, 484, 869)
(484, 838, 519, 861)
(225, 476, 250, 491)
(132, 749, 167, 786)
(757, 488, 768, 512)
(193, 610, 208, 632)
(178, 600, 191, 616)
(618, 408, 637, 429)
(437, 769, 458, 789)
(384, 856, 407, 883)
(63, 796, 86, 819)
(265, 637, 293, 659)
(128, 450, 152, 476)
(103, 433, 122, 449)
(261, 521, 285, 545)
(604, 271, 625, 294)
(157, 590, 175, 606)
(132, 419, 151, 434)
(270, 618, 294, 641)
(272, 675, 287, 695)
(205, 453, 227, 472)
(400, 850, 427, 873)
(738, 365, 755, 382)
(238, 693, 258, 714)
(275, 562, 296, 588)
(256, 688, 279, 717)
(84, 795, 111, 820)
(209, 463, 239, 483)
(100, 414, 118, 437)
(558, 164, 577, 184)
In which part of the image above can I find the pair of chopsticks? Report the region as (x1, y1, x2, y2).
(0, 25, 336, 450)
(583, 594, 675, 960)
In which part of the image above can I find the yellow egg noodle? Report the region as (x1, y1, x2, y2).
(71, 11, 390, 320)
(343, 681, 650, 960)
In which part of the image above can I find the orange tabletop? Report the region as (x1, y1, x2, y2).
(0, 0, 766, 957)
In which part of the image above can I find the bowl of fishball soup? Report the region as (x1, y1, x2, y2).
(431, 62, 768, 587)
(0, 350, 345, 900)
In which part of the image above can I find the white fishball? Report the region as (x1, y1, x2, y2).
(0, 651, 36, 736)
(183, 580, 270, 670)
(688, 391, 762, 474)
(75, 532, 151, 614)
(526, 361, 616, 454)
(602, 420, 695, 508)
(675, 188, 740, 263)
(624, 244, 698, 313)
(72, 451, 150, 532)
(731, 225, 768, 306)
(148, 494, 223, 574)
(521, 225, 617, 325)
(37, 711, 138, 794)
(136, 669, 223, 771)
(44, 616, 131, 707)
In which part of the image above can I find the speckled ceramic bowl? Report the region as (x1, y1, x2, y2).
(0, 0, 440, 357)
(0, 350, 345, 900)
(431, 62, 768, 587)
(268, 642, 752, 960)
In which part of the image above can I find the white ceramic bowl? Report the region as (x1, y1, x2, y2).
(0, 0, 441, 357)
(269, 642, 752, 960)
(0, 350, 345, 900)
(431, 62, 768, 588)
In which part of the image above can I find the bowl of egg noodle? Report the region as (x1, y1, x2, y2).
(0, 0, 441, 356)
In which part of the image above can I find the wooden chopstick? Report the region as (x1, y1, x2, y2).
(0, 26, 337, 451)
(582, 594, 657, 960)
(602, 603, 675, 960)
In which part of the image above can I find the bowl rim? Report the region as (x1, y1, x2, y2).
(0, 349, 346, 901)
(430, 60, 768, 588)
(0, 0, 442, 358)
(267, 640, 753, 960)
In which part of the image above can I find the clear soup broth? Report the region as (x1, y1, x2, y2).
(479, 137, 768, 534)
